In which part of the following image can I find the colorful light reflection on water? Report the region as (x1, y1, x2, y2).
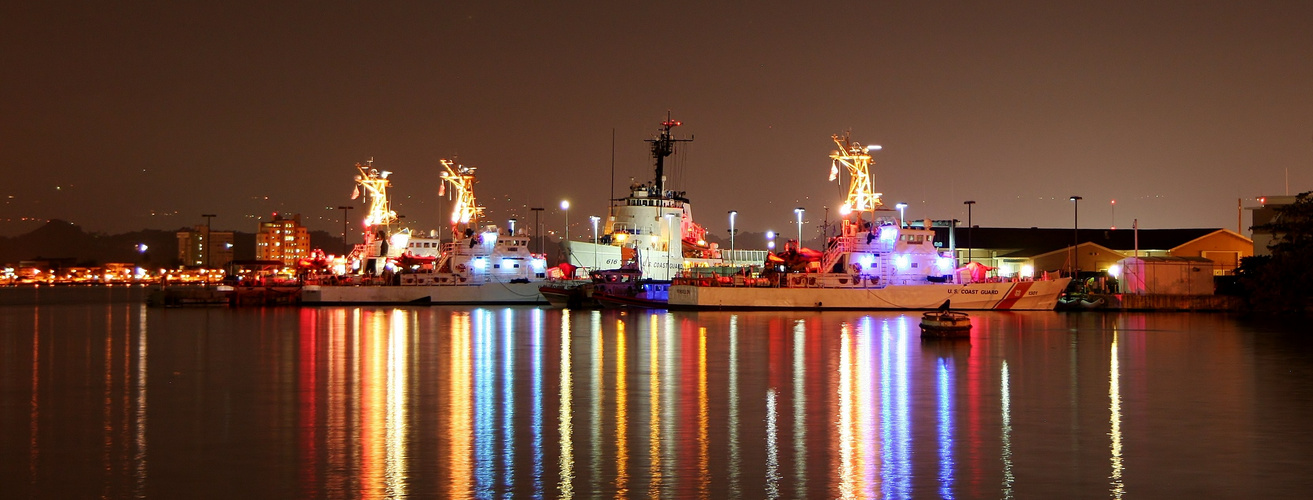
(5, 305, 1313, 498)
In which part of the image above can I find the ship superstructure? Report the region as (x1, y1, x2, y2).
(562, 118, 730, 279)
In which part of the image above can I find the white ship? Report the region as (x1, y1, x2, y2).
(560, 118, 755, 279)
(302, 159, 548, 305)
(665, 132, 1070, 311)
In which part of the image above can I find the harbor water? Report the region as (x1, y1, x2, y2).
(3, 298, 1312, 498)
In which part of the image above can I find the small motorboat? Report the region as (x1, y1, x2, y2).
(920, 300, 971, 338)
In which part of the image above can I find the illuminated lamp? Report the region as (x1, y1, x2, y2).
(998, 263, 1014, 276)
(879, 225, 898, 242)
(531, 258, 546, 270)
(481, 232, 498, 244)
(500, 258, 514, 269)
(1020, 265, 1035, 278)
(614, 233, 628, 243)
(839, 204, 852, 216)
(858, 253, 875, 269)
(472, 257, 487, 270)
(894, 254, 910, 270)
(937, 256, 955, 272)
(1108, 264, 1121, 278)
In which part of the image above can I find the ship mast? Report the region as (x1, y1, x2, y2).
(355, 159, 397, 240)
(647, 116, 693, 197)
(830, 132, 884, 219)
(439, 159, 484, 239)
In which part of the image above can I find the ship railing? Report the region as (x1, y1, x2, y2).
(819, 236, 854, 272)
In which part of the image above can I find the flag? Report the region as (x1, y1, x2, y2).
(829, 162, 839, 182)
(438, 182, 445, 196)
(351, 185, 360, 200)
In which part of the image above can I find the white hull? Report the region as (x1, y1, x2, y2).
(302, 282, 546, 305)
(667, 278, 1070, 311)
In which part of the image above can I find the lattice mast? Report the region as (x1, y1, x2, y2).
(439, 159, 484, 239)
(354, 159, 397, 245)
(646, 116, 693, 197)
(829, 132, 884, 220)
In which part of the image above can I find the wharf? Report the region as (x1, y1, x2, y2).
(1086, 293, 1241, 312)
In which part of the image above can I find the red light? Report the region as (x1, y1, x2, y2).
(1259, 197, 1266, 204)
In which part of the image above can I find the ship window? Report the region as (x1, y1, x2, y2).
(494, 264, 500, 269)
(509, 247, 518, 251)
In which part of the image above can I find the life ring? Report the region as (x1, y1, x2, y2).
(458, 276, 468, 283)
(456, 263, 467, 273)
(791, 276, 803, 286)
(808, 277, 817, 286)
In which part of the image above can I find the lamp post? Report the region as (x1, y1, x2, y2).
(895, 202, 907, 228)
(561, 200, 570, 242)
(1070, 196, 1082, 277)
(728, 210, 737, 264)
(963, 201, 975, 266)
(794, 207, 805, 246)
(337, 206, 354, 255)
(766, 230, 775, 251)
(590, 215, 600, 269)
(531, 207, 544, 254)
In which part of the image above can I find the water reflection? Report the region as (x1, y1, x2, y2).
(6, 307, 1313, 498)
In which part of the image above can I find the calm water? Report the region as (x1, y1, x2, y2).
(3, 298, 1313, 499)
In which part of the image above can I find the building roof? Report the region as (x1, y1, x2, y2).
(931, 227, 1224, 257)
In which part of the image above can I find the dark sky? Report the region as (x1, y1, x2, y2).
(4, 1, 1311, 241)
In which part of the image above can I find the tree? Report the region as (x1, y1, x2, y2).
(1242, 191, 1313, 313)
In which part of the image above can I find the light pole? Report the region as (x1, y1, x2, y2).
(1070, 196, 1082, 277)
(794, 207, 805, 246)
(728, 210, 737, 263)
(531, 207, 544, 254)
(561, 200, 570, 242)
(590, 215, 600, 269)
(337, 206, 354, 255)
(766, 230, 776, 251)
(963, 201, 975, 266)
(895, 202, 907, 228)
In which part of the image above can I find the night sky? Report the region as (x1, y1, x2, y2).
(4, 1, 1311, 241)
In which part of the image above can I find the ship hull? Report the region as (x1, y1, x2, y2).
(666, 278, 1070, 311)
(302, 282, 547, 305)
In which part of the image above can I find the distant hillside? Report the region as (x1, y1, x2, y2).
(0, 220, 340, 267)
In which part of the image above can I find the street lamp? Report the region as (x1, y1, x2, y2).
(589, 215, 601, 268)
(766, 230, 776, 251)
(530, 207, 545, 254)
(337, 206, 354, 255)
(794, 207, 805, 246)
(963, 201, 975, 266)
(895, 202, 907, 228)
(561, 200, 570, 242)
(1070, 196, 1082, 277)
(728, 210, 738, 263)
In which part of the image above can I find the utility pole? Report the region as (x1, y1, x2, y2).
(531, 207, 545, 255)
(338, 206, 353, 255)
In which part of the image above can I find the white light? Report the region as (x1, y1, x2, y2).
(560, 200, 570, 210)
(1108, 264, 1121, 278)
(1021, 265, 1035, 278)
(766, 230, 775, 239)
(894, 254, 910, 270)
(867, 145, 882, 151)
